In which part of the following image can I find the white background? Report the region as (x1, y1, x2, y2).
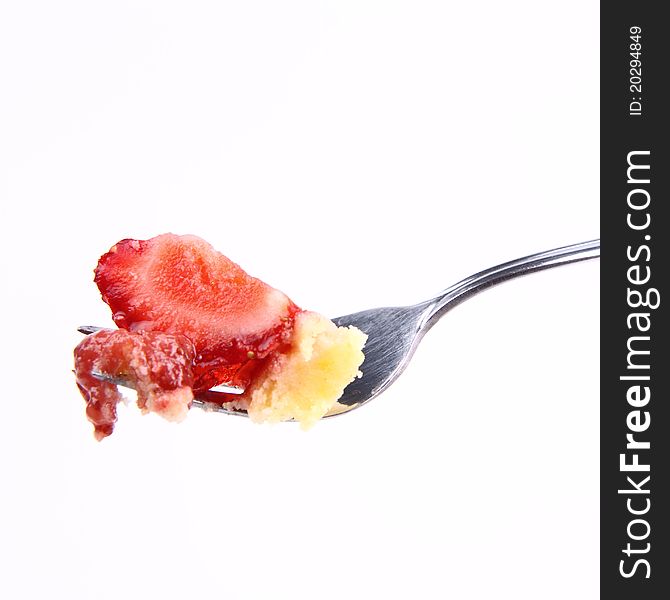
(0, 2, 599, 599)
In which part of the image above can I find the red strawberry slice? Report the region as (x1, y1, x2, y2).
(94, 234, 299, 391)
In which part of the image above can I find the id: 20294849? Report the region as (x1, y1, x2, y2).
(629, 26, 643, 116)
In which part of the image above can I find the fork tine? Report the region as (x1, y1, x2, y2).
(78, 325, 104, 335)
(89, 371, 248, 416)
(201, 383, 245, 394)
(91, 369, 135, 388)
(89, 369, 245, 395)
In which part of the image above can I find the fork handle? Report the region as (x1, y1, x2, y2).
(423, 239, 600, 326)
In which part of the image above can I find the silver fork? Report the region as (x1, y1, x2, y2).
(79, 239, 599, 419)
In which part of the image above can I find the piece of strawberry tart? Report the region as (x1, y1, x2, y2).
(74, 234, 366, 439)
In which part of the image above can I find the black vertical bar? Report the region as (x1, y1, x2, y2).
(601, 2, 668, 597)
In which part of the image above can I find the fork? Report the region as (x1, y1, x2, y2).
(79, 239, 599, 419)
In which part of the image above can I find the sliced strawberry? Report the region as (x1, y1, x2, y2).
(94, 234, 300, 391)
(74, 329, 197, 440)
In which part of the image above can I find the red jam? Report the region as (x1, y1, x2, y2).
(74, 329, 196, 440)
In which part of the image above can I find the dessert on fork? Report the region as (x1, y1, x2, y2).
(74, 234, 367, 439)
